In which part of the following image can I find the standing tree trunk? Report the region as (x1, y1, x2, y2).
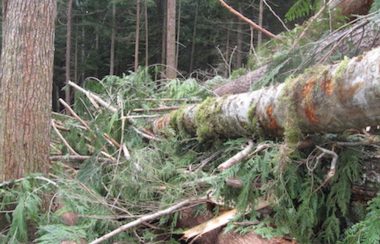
(236, 4, 243, 68)
(110, 2, 116, 75)
(257, 0, 264, 47)
(0, 0, 56, 181)
(189, 1, 198, 74)
(74, 25, 79, 83)
(80, 18, 85, 81)
(135, 0, 141, 71)
(166, 0, 176, 79)
(175, 0, 181, 70)
(160, 0, 167, 68)
(65, 0, 73, 106)
(144, 0, 149, 67)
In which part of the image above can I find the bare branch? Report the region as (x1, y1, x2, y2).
(89, 197, 208, 244)
(218, 0, 279, 39)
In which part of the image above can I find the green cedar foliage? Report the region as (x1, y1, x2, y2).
(1, 70, 379, 243)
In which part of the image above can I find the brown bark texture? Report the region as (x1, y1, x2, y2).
(330, 0, 374, 17)
(166, 0, 176, 79)
(154, 46, 380, 139)
(214, 14, 380, 96)
(135, 0, 141, 71)
(110, 3, 116, 75)
(0, 0, 56, 181)
(65, 0, 73, 105)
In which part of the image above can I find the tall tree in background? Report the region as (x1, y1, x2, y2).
(110, 2, 116, 75)
(257, 0, 264, 47)
(166, 0, 176, 79)
(189, 1, 198, 73)
(135, 0, 141, 71)
(0, 0, 56, 181)
(236, 4, 243, 68)
(144, 0, 149, 67)
(65, 0, 73, 105)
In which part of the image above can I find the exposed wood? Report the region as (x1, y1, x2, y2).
(183, 209, 238, 241)
(183, 198, 271, 241)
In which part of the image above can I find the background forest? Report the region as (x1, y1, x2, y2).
(52, 0, 296, 110)
(1, 0, 380, 244)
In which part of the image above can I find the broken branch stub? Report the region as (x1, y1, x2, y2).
(154, 47, 380, 140)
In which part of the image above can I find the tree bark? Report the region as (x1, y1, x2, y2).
(236, 4, 243, 69)
(214, 15, 380, 96)
(175, 0, 181, 70)
(110, 2, 116, 75)
(161, 0, 167, 69)
(166, 0, 176, 79)
(135, 0, 141, 71)
(0, 0, 56, 181)
(65, 0, 73, 105)
(154, 46, 380, 140)
(257, 0, 264, 47)
(189, 1, 198, 74)
(144, 0, 149, 67)
(329, 0, 374, 17)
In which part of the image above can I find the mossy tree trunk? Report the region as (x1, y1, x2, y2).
(154, 46, 380, 141)
(0, 0, 56, 181)
(214, 4, 379, 96)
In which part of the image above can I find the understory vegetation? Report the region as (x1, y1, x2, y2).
(0, 68, 379, 243)
(1, 2, 380, 244)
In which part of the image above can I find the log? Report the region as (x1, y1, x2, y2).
(154, 46, 380, 140)
(329, 0, 374, 17)
(214, 11, 380, 96)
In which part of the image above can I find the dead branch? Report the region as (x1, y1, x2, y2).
(68, 80, 117, 113)
(89, 197, 208, 244)
(132, 126, 161, 141)
(218, 0, 279, 39)
(218, 141, 271, 171)
(217, 140, 254, 171)
(51, 119, 80, 156)
(132, 106, 181, 113)
(50, 155, 113, 162)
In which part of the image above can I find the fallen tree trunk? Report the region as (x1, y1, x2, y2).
(215, 11, 380, 96)
(154, 46, 380, 140)
(329, 0, 374, 17)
